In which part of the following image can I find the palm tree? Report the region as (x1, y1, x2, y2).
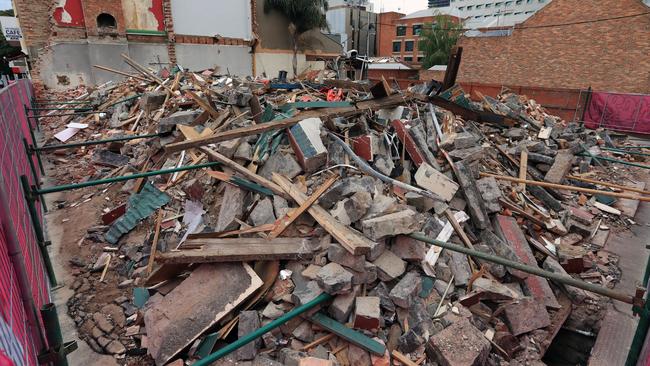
(418, 14, 464, 69)
(264, 0, 329, 77)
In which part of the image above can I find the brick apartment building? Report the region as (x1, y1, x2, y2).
(457, 0, 650, 93)
(11, 0, 342, 90)
(377, 8, 461, 67)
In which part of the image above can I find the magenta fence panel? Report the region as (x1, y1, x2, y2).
(584, 91, 650, 134)
(0, 80, 50, 365)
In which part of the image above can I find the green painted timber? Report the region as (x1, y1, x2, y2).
(310, 312, 386, 356)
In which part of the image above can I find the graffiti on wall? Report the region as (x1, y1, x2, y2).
(122, 0, 164, 31)
(53, 0, 85, 27)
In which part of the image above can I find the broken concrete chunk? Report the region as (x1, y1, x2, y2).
(92, 150, 129, 168)
(361, 209, 422, 240)
(456, 162, 490, 230)
(329, 287, 359, 322)
(250, 198, 277, 226)
(448, 146, 484, 162)
(415, 163, 459, 202)
(289, 118, 327, 173)
(319, 176, 377, 209)
(292, 281, 324, 306)
(503, 298, 551, 336)
(405, 191, 437, 212)
(259, 152, 302, 181)
(440, 132, 480, 151)
(237, 311, 262, 360)
(372, 250, 406, 281)
(426, 318, 491, 366)
(316, 263, 353, 295)
(216, 184, 245, 232)
(327, 243, 366, 272)
(389, 271, 421, 308)
(158, 110, 202, 133)
(544, 149, 574, 184)
(329, 192, 371, 225)
(476, 177, 503, 214)
(140, 91, 166, 111)
(447, 251, 472, 287)
(391, 235, 428, 261)
(353, 296, 381, 332)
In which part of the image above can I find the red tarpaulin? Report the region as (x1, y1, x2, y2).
(584, 91, 650, 134)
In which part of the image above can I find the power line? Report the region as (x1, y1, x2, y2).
(374, 11, 650, 32)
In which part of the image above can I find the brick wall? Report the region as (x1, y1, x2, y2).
(12, 0, 51, 51)
(420, 69, 446, 82)
(81, 0, 126, 36)
(377, 12, 405, 58)
(457, 0, 650, 94)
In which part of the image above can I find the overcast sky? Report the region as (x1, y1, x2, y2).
(0, 0, 11, 11)
(370, 0, 428, 14)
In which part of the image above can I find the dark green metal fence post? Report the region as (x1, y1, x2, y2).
(20, 175, 57, 287)
(22, 138, 47, 212)
(39, 303, 77, 366)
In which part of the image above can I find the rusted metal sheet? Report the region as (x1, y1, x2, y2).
(121, 0, 165, 31)
(53, 0, 85, 27)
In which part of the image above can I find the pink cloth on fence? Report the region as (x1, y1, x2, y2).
(584, 92, 650, 134)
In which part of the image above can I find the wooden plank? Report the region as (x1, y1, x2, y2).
(156, 238, 315, 264)
(186, 90, 220, 119)
(480, 173, 650, 202)
(287, 101, 352, 109)
(144, 263, 262, 365)
(164, 107, 356, 153)
(310, 313, 386, 356)
(201, 147, 288, 198)
(544, 150, 574, 184)
(146, 210, 163, 275)
(273, 174, 374, 256)
(392, 350, 418, 366)
(269, 174, 339, 239)
(519, 149, 528, 192)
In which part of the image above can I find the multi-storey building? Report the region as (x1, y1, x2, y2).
(326, 0, 378, 56)
(448, 0, 551, 27)
(429, 0, 452, 7)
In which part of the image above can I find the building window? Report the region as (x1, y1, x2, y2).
(413, 24, 422, 36)
(467, 5, 473, 10)
(392, 41, 401, 52)
(485, 3, 492, 7)
(97, 13, 117, 29)
(458, 6, 464, 10)
(505, 1, 513, 6)
(476, 4, 483, 8)
(405, 40, 414, 52)
(516, 0, 523, 4)
(495, 2, 502, 7)
(396, 26, 406, 36)
(404, 56, 413, 62)
(417, 56, 424, 63)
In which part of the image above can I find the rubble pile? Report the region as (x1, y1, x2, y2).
(40, 60, 647, 365)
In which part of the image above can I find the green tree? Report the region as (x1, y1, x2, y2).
(418, 15, 464, 69)
(264, 0, 329, 77)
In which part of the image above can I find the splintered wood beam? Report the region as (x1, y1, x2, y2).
(269, 174, 339, 239)
(481, 172, 650, 202)
(156, 238, 315, 264)
(165, 107, 356, 153)
(200, 147, 288, 199)
(186, 90, 220, 119)
(273, 173, 374, 256)
(519, 149, 528, 192)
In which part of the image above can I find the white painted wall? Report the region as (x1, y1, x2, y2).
(175, 44, 252, 76)
(170, 0, 252, 39)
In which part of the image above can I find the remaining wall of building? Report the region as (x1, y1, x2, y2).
(327, 6, 377, 56)
(170, 0, 251, 39)
(377, 12, 404, 58)
(176, 44, 252, 75)
(457, 0, 650, 94)
(121, 0, 165, 32)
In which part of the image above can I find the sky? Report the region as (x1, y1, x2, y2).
(370, 0, 428, 14)
(0, 0, 11, 11)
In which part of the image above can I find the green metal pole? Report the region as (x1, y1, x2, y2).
(626, 246, 650, 365)
(105, 94, 141, 108)
(20, 175, 57, 287)
(35, 162, 220, 195)
(612, 146, 650, 150)
(40, 303, 77, 366)
(194, 293, 333, 366)
(22, 138, 47, 212)
(27, 107, 93, 112)
(32, 99, 91, 104)
(36, 133, 163, 152)
(577, 154, 650, 170)
(27, 111, 94, 118)
(409, 233, 635, 304)
(603, 147, 650, 157)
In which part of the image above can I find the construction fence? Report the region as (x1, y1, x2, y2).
(0, 80, 50, 365)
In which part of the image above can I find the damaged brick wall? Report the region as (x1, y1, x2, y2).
(457, 0, 650, 94)
(81, 0, 127, 37)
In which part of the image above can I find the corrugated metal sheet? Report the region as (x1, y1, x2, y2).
(105, 183, 169, 244)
